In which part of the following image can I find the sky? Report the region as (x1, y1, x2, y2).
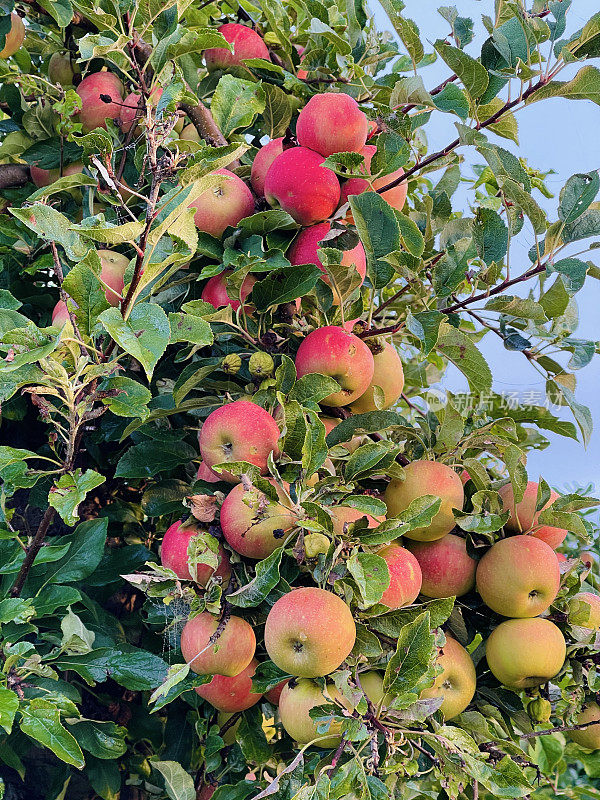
(371, 0, 600, 493)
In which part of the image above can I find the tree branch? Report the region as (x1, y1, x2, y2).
(377, 77, 551, 196)
(181, 102, 229, 148)
(520, 719, 600, 739)
(10, 507, 56, 597)
(440, 261, 547, 314)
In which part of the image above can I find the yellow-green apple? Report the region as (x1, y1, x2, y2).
(180, 612, 255, 676)
(296, 93, 368, 157)
(30, 161, 84, 188)
(485, 617, 566, 688)
(278, 679, 348, 747)
(264, 146, 341, 225)
(220, 479, 297, 559)
(329, 505, 382, 537)
(119, 87, 163, 133)
(476, 535, 560, 617)
(198, 400, 280, 483)
(189, 169, 254, 238)
(377, 542, 422, 609)
(51, 300, 70, 327)
(216, 712, 240, 745)
(498, 480, 567, 548)
(358, 671, 392, 708)
(179, 122, 201, 142)
(0, 13, 25, 59)
(406, 534, 476, 599)
(250, 137, 284, 196)
(340, 144, 407, 216)
(98, 249, 129, 306)
(201, 270, 256, 311)
(195, 658, 263, 712)
(570, 703, 600, 750)
(160, 519, 231, 586)
(205, 23, 270, 72)
(76, 71, 124, 132)
(287, 222, 366, 304)
(385, 461, 464, 541)
(303, 532, 331, 557)
(568, 592, 600, 629)
(420, 636, 476, 719)
(295, 326, 374, 407)
(48, 51, 77, 85)
(264, 587, 356, 677)
(349, 342, 404, 413)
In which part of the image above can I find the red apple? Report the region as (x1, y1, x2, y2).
(0, 13, 25, 59)
(205, 23, 270, 72)
(189, 169, 254, 238)
(198, 400, 281, 483)
(76, 71, 124, 133)
(296, 93, 369, 157)
(250, 138, 284, 196)
(160, 520, 231, 586)
(295, 325, 374, 407)
(406, 534, 477, 599)
(264, 147, 341, 226)
(378, 543, 422, 608)
(180, 612, 256, 676)
(287, 222, 366, 303)
(195, 658, 263, 712)
(201, 270, 256, 311)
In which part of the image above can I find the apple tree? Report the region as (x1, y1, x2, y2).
(0, 0, 600, 798)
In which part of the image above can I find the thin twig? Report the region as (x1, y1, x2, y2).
(10, 507, 56, 597)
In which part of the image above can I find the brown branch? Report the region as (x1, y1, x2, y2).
(440, 261, 547, 314)
(520, 719, 600, 739)
(10, 507, 56, 597)
(326, 736, 349, 777)
(181, 102, 229, 148)
(0, 164, 30, 190)
(377, 77, 551, 196)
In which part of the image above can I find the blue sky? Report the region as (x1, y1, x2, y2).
(371, 0, 600, 492)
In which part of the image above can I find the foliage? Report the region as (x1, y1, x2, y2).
(0, 0, 599, 799)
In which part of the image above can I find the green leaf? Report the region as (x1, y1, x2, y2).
(115, 439, 196, 478)
(10, 205, 90, 261)
(378, 0, 423, 64)
(0, 687, 19, 734)
(211, 75, 265, 138)
(395, 212, 425, 256)
(99, 376, 152, 419)
(99, 303, 170, 380)
(325, 411, 407, 446)
(153, 761, 195, 800)
(228, 547, 284, 608)
(289, 374, 342, 406)
(350, 193, 401, 289)
(559, 172, 600, 224)
(483, 296, 547, 321)
(500, 178, 546, 233)
(527, 66, 600, 106)
(406, 311, 447, 356)
(168, 312, 214, 346)
(45, 519, 108, 585)
(345, 440, 399, 482)
(434, 40, 489, 100)
(432, 82, 470, 119)
(20, 702, 85, 768)
(86, 756, 121, 800)
(48, 469, 106, 526)
(252, 265, 322, 311)
(69, 720, 127, 760)
(37, 0, 73, 26)
(473, 208, 508, 263)
(347, 552, 390, 607)
(436, 322, 492, 392)
(261, 84, 294, 138)
(62, 250, 109, 336)
(383, 611, 437, 695)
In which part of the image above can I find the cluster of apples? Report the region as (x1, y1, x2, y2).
(159, 391, 600, 749)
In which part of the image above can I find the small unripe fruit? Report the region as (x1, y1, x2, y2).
(304, 532, 330, 558)
(528, 697, 552, 724)
(221, 353, 242, 374)
(249, 351, 274, 377)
